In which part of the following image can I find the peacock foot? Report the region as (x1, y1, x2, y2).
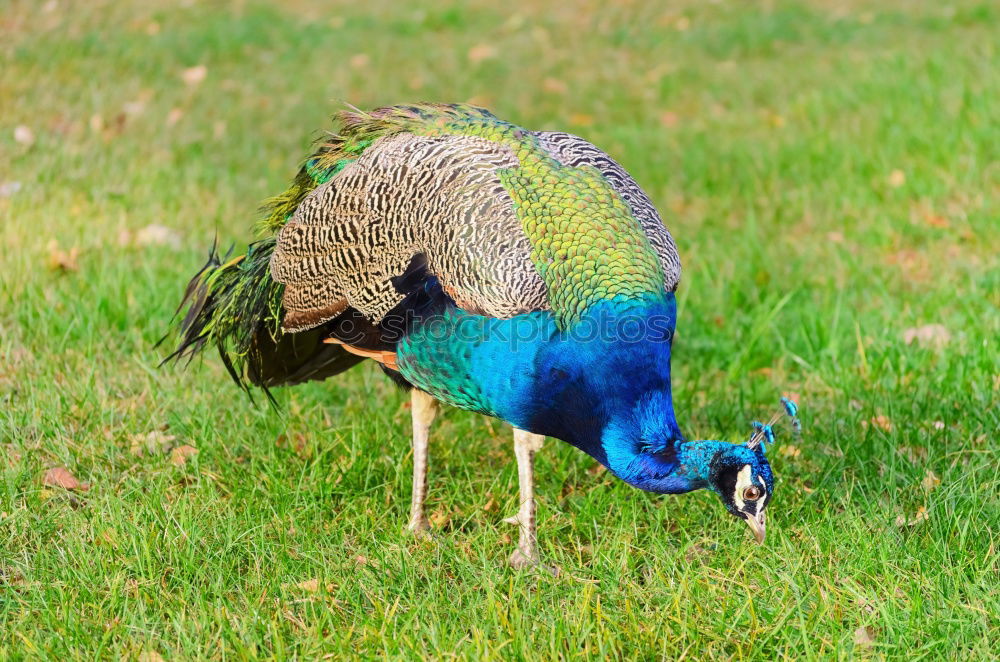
(508, 547, 559, 575)
(406, 517, 433, 540)
(509, 546, 539, 569)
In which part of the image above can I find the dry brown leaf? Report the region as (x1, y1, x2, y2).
(921, 470, 941, 491)
(854, 625, 875, 646)
(47, 240, 79, 272)
(887, 169, 906, 188)
(903, 324, 950, 348)
(897, 445, 928, 463)
(145, 21, 160, 35)
(123, 100, 147, 117)
(864, 415, 892, 433)
(302, 578, 336, 592)
(685, 543, 709, 562)
(181, 64, 207, 86)
(587, 462, 607, 476)
(782, 392, 802, 407)
(353, 554, 378, 568)
(543, 78, 568, 94)
(3, 445, 23, 466)
(780, 445, 801, 458)
(464, 94, 494, 109)
(429, 508, 451, 528)
(135, 224, 181, 248)
(349, 53, 369, 69)
(569, 113, 594, 127)
(467, 43, 497, 64)
(129, 430, 176, 456)
(884, 249, 931, 282)
(166, 108, 184, 127)
(43, 467, 89, 491)
(170, 444, 198, 466)
(923, 213, 949, 228)
(896, 506, 929, 527)
(138, 651, 165, 662)
(14, 125, 35, 146)
(275, 432, 309, 457)
(659, 111, 680, 128)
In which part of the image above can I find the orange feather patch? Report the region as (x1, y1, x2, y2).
(322, 337, 398, 370)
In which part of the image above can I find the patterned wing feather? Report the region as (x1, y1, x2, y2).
(168, 104, 685, 393)
(270, 105, 681, 335)
(534, 131, 681, 291)
(271, 132, 547, 331)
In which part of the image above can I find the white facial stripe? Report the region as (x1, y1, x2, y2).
(733, 465, 753, 510)
(733, 464, 767, 511)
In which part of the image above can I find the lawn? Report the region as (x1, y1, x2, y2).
(1, 0, 998, 658)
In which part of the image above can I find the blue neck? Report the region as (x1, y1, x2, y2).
(606, 439, 733, 494)
(511, 295, 705, 494)
(399, 293, 708, 494)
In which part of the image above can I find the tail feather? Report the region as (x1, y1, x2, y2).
(162, 104, 489, 395)
(161, 237, 284, 395)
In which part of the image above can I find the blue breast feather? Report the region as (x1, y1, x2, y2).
(396, 293, 702, 491)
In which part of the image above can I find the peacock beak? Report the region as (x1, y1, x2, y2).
(744, 510, 766, 544)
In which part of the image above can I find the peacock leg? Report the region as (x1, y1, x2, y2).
(407, 389, 438, 535)
(505, 428, 545, 568)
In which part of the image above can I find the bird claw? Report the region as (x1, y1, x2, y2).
(508, 547, 539, 569)
(508, 548, 559, 576)
(406, 517, 433, 540)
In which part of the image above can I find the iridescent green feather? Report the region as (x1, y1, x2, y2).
(166, 103, 667, 389)
(165, 123, 379, 389)
(334, 103, 665, 327)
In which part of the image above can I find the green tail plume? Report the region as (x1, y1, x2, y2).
(162, 237, 284, 396)
(164, 103, 496, 393)
(162, 113, 376, 392)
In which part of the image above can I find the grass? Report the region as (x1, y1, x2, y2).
(1, 0, 998, 658)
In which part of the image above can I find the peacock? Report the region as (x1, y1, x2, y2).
(165, 103, 797, 568)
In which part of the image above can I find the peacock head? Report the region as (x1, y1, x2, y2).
(599, 397, 798, 545)
(704, 399, 799, 544)
(706, 442, 773, 544)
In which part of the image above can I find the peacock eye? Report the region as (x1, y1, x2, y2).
(743, 486, 762, 501)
